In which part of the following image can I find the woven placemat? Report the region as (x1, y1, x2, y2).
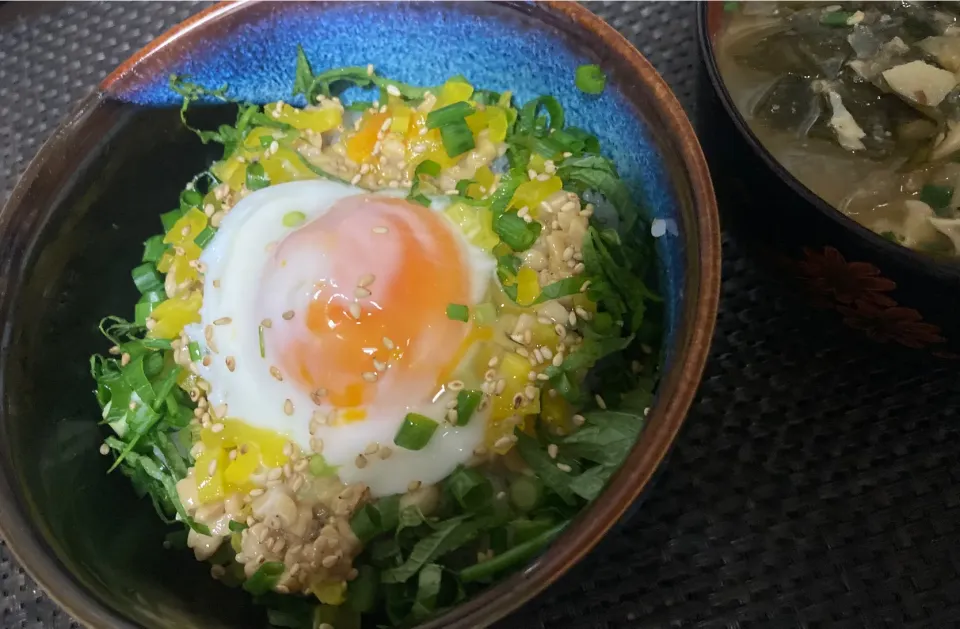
(4, 2, 960, 628)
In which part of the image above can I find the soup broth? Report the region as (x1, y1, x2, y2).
(718, 1, 960, 256)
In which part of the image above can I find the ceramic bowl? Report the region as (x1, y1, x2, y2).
(0, 2, 719, 627)
(698, 3, 960, 358)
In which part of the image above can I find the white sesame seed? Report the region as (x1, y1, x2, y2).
(372, 226, 389, 234)
(99, 443, 110, 455)
(495, 379, 506, 395)
(355, 287, 371, 299)
(382, 336, 395, 349)
(386, 84, 401, 97)
(373, 359, 387, 371)
(595, 394, 607, 409)
(573, 414, 586, 426)
(362, 372, 378, 382)
(525, 385, 538, 400)
(527, 168, 538, 180)
(537, 373, 550, 381)
(358, 273, 375, 288)
(447, 380, 465, 391)
(528, 370, 537, 382)
(446, 409, 458, 423)
(282, 310, 295, 320)
(226, 356, 236, 372)
(541, 347, 554, 360)
(356, 454, 368, 469)
(548, 444, 558, 459)
(270, 366, 283, 381)
(484, 369, 496, 382)
(284, 399, 294, 415)
(351, 173, 362, 185)
(349, 303, 362, 320)
(366, 63, 374, 75)
(379, 446, 393, 460)
(208, 460, 218, 475)
(516, 347, 530, 357)
(211, 422, 225, 433)
(552, 353, 564, 367)
(557, 462, 572, 472)
(493, 435, 516, 450)
(533, 348, 544, 364)
(562, 247, 574, 261)
(488, 356, 499, 368)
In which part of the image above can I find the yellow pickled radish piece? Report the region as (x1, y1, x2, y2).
(261, 147, 315, 184)
(269, 102, 342, 134)
(490, 352, 542, 425)
(510, 175, 562, 215)
(156, 249, 175, 274)
(443, 202, 499, 251)
(540, 389, 571, 433)
(312, 580, 347, 605)
(433, 78, 474, 110)
(164, 207, 207, 245)
(467, 166, 496, 199)
(148, 290, 202, 339)
(515, 267, 541, 306)
(390, 100, 413, 133)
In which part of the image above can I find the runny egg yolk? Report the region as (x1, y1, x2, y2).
(266, 195, 472, 409)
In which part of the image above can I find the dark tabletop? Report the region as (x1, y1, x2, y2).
(3, 2, 960, 628)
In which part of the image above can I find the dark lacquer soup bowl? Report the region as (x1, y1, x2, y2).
(0, 2, 719, 628)
(699, 2, 960, 357)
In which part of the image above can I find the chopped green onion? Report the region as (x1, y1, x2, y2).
(283, 211, 307, 227)
(394, 413, 439, 450)
(472, 302, 497, 325)
(309, 454, 338, 477)
(472, 89, 502, 106)
(820, 10, 854, 26)
(459, 521, 565, 584)
(141, 235, 167, 263)
(194, 226, 216, 248)
(160, 209, 183, 232)
(455, 178, 476, 197)
(187, 341, 202, 362)
(439, 120, 475, 158)
(228, 520, 248, 533)
(134, 300, 156, 326)
(494, 212, 542, 251)
(509, 475, 544, 512)
(132, 263, 164, 294)
(455, 389, 482, 426)
(518, 96, 564, 135)
(446, 303, 469, 322)
(242, 561, 284, 595)
(920, 184, 954, 215)
(426, 101, 476, 129)
(408, 159, 441, 206)
(258, 325, 266, 358)
(575, 64, 606, 95)
(245, 162, 271, 191)
(180, 188, 203, 211)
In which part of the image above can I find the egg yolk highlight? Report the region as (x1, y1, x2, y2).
(266, 195, 472, 409)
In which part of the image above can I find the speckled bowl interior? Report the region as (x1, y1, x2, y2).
(0, 2, 719, 628)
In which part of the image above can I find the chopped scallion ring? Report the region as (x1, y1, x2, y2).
(283, 211, 307, 227)
(141, 235, 167, 263)
(455, 389, 482, 426)
(132, 263, 164, 294)
(194, 226, 216, 248)
(575, 64, 606, 95)
(446, 304, 469, 322)
(394, 413, 439, 450)
(426, 101, 476, 129)
(439, 120, 475, 157)
(188, 341, 202, 362)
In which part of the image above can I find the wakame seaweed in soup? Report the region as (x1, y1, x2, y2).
(719, 1, 960, 256)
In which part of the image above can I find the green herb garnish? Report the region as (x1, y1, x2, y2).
(455, 389, 482, 426)
(245, 162, 271, 191)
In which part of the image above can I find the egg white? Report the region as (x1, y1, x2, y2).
(186, 180, 495, 497)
